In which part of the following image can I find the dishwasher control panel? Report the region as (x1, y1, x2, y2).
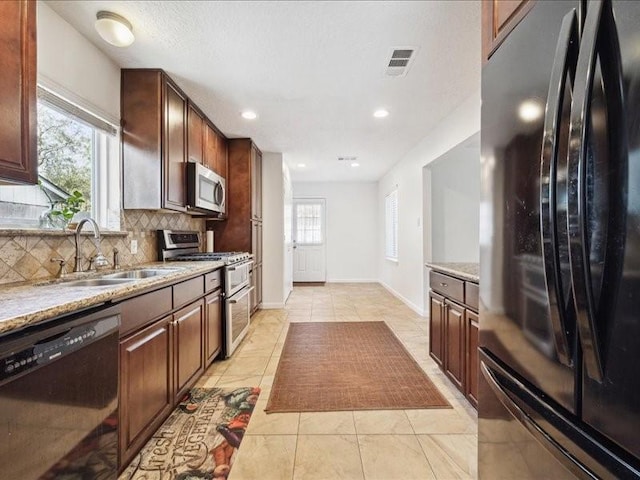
(0, 313, 118, 383)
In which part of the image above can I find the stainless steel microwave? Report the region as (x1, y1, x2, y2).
(187, 162, 225, 215)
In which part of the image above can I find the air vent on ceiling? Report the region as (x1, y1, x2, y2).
(338, 156, 357, 162)
(385, 47, 418, 77)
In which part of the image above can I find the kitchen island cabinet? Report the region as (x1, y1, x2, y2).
(426, 263, 479, 408)
(0, 0, 37, 185)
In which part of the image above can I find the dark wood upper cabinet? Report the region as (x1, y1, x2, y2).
(121, 69, 187, 212)
(187, 102, 204, 165)
(482, 0, 533, 63)
(215, 133, 228, 179)
(0, 0, 37, 185)
(203, 122, 217, 173)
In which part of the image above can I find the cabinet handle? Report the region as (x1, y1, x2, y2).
(440, 282, 448, 287)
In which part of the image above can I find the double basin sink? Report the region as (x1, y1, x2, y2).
(62, 268, 183, 287)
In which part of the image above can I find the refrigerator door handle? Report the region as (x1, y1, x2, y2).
(480, 361, 596, 479)
(567, 0, 628, 382)
(540, 9, 579, 367)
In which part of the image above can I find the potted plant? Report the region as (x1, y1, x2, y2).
(50, 190, 86, 230)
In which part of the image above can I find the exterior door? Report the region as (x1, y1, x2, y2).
(292, 198, 326, 282)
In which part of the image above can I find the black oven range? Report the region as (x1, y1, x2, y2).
(158, 230, 253, 357)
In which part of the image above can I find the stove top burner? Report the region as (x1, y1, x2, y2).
(171, 251, 251, 265)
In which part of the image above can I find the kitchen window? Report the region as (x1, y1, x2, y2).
(0, 87, 120, 230)
(385, 188, 398, 261)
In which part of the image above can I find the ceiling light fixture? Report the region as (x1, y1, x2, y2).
(351, 162, 360, 167)
(241, 110, 258, 120)
(297, 163, 306, 168)
(95, 11, 135, 47)
(373, 109, 389, 118)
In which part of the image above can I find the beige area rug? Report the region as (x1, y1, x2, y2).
(265, 321, 450, 413)
(120, 386, 260, 480)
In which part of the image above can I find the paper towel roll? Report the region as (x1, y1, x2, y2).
(206, 230, 214, 253)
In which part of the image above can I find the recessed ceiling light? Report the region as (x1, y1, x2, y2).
(95, 11, 135, 47)
(297, 163, 306, 168)
(373, 109, 389, 118)
(351, 162, 360, 167)
(518, 100, 543, 122)
(241, 110, 258, 120)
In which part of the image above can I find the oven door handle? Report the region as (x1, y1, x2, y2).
(226, 260, 254, 272)
(228, 286, 254, 303)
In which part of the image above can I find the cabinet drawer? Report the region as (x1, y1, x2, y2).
(173, 276, 205, 308)
(120, 287, 172, 336)
(430, 271, 464, 304)
(465, 282, 479, 311)
(204, 269, 222, 293)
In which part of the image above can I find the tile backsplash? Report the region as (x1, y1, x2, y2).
(0, 210, 205, 285)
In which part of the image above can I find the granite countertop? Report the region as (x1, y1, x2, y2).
(0, 261, 225, 336)
(425, 262, 479, 282)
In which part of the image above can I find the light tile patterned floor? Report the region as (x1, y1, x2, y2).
(197, 283, 478, 480)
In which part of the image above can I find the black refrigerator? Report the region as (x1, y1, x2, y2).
(480, 0, 640, 478)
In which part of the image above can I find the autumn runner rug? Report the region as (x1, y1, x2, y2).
(120, 386, 260, 480)
(265, 321, 450, 413)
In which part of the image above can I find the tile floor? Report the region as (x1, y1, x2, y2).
(196, 283, 478, 480)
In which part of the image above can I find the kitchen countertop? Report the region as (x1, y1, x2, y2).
(0, 261, 225, 336)
(425, 262, 479, 283)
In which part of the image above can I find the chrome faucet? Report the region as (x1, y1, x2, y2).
(74, 218, 110, 272)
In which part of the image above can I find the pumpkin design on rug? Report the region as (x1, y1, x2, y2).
(121, 386, 261, 480)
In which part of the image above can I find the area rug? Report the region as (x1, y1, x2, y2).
(265, 321, 450, 413)
(120, 386, 260, 480)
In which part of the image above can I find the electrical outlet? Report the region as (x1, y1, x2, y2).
(131, 240, 138, 255)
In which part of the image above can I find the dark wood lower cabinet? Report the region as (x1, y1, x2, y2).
(444, 300, 465, 389)
(429, 292, 445, 367)
(174, 300, 205, 401)
(118, 268, 223, 472)
(465, 310, 479, 407)
(204, 289, 223, 364)
(428, 269, 479, 409)
(119, 316, 173, 468)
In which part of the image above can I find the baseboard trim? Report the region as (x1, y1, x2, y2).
(326, 278, 379, 283)
(261, 302, 285, 309)
(379, 281, 426, 317)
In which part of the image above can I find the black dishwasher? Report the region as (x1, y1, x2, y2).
(0, 305, 120, 479)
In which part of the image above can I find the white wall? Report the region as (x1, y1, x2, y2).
(427, 133, 480, 262)
(37, 3, 120, 123)
(293, 182, 378, 282)
(378, 91, 480, 314)
(262, 152, 293, 308)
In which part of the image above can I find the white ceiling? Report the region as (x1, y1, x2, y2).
(47, 1, 481, 182)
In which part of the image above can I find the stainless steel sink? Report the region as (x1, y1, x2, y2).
(103, 268, 181, 279)
(62, 278, 137, 287)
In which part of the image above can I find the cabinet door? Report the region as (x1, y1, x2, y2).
(0, 0, 37, 185)
(482, 0, 532, 62)
(163, 80, 187, 211)
(204, 290, 222, 364)
(204, 123, 217, 172)
(119, 316, 173, 466)
(445, 300, 465, 390)
(216, 134, 228, 179)
(429, 293, 445, 368)
(251, 144, 262, 220)
(465, 309, 479, 408)
(187, 103, 204, 164)
(249, 266, 257, 314)
(174, 300, 204, 400)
